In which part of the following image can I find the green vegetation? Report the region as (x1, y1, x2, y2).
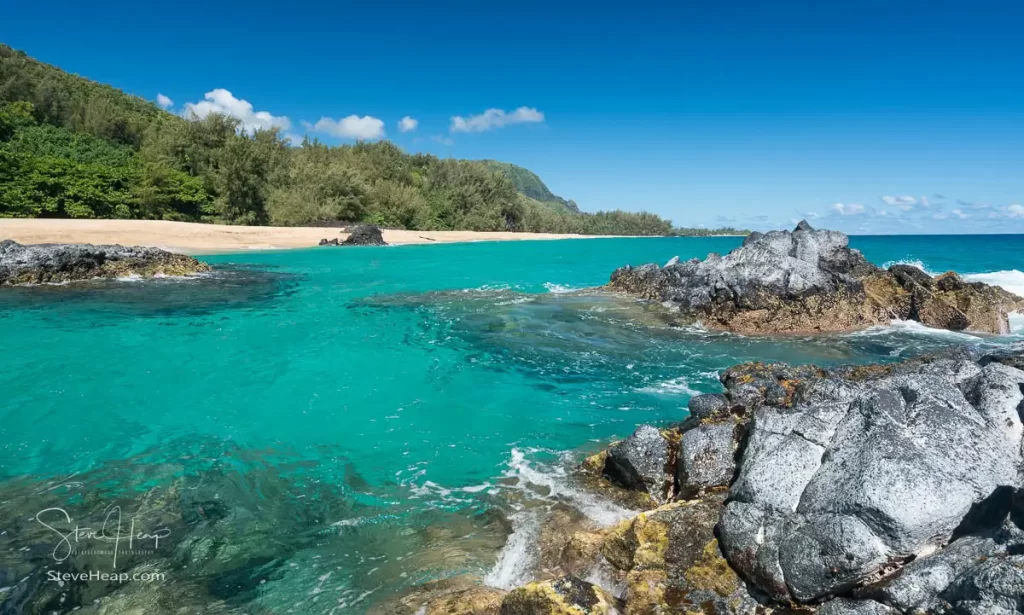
(0, 44, 747, 237)
(480, 160, 580, 213)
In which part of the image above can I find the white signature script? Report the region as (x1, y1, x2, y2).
(35, 506, 171, 569)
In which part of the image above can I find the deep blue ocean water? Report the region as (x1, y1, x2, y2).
(0, 235, 1021, 612)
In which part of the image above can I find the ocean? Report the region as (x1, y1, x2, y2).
(0, 235, 1021, 612)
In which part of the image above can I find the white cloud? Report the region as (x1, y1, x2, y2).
(183, 89, 291, 133)
(804, 211, 820, 219)
(832, 203, 865, 216)
(920, 196, 931, 208)
(283, 133, 306, 147)
(310, 115, 385, 140)
(398, 116, 418, 133)
(951, 208, 969, 219)
(932, 213, 949, 220)
(881, 195, 917, 211)
(156, 93, 173, 109)
(1008, 204, 1024, 218)
(432, 135, 454, 146)
(450, 106, 544, 133)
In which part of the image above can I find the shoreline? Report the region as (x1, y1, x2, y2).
(0, 219, 624, 255)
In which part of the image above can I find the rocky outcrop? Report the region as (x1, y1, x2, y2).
(0, 239, 210, 285)
(530, 345, 1024, 614)
(607, 221, 1023, 334)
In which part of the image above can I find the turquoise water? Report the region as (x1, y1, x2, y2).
(0, 235, 1022, 612)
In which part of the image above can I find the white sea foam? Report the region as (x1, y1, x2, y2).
(963, 270, 1024, 299)
(846, 319, 982, 341)
(636, 376, 700, 396)
(484, 448, 636, 589)
(1009, 312, 1024, 335)
(483, 510, 540, 589)
(543, 282, 581, 294)
(880, 258, 938, 276)
(498, 448, 634, 526)
(583, 556, 628, 598)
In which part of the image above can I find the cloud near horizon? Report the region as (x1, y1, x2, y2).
(306, 115, 386, 140)
(450, 107, 544, 133)
(880, 195, 918, 211)
(832, 202, 865, 216)
(183, 89, 291, 133)
(156, 93, 173, 109)
(398, 116, 418, 132)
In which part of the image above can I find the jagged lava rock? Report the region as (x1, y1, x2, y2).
(717, 348, 1024, 603)
(603, 425, 678, 505)
(607, 221, 1023, 334)
(0, 239, 210, 285)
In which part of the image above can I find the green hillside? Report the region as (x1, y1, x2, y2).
(0, 44, 743, 236)
(480, 160, 580, 213)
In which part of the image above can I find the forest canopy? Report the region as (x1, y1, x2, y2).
(0, 44, 746, 236)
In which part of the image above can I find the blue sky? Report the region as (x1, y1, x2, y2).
(4, 0, 1024, 233)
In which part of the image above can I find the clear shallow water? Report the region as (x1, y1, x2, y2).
(0, 235, 1021, 612)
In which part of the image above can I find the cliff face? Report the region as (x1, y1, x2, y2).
(608, 221, 1023, 335)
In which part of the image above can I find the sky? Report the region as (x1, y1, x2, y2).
(3, 0, 1024, 234)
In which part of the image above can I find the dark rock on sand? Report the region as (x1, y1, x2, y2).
(344, 224, 387, 246)
(607, 221, 1023, 334)
(0, 239, 210, 285)
(320, 224, 387, 247)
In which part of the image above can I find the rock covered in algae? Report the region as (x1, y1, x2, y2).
(500, 576, 620, 615)
(599, 493, 759, 615)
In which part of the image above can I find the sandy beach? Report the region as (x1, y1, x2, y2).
(0, 219, 613, 254)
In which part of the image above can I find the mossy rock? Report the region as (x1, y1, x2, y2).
(500, 576, 620, 615)
(599, 494, 759, 615)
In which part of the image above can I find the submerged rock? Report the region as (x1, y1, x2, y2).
(0, 239, 210, 285)
(369, 577, 506, 615)
(606, 221, 1023, 334)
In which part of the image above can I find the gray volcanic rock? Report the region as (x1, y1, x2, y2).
(677, 422, 738, 497)
(607, 221, 1023, 334)
(343, 224, 387, 246)
(717, 350, 1024, 603)
(818, 598, 895, 615)
(603, 425, 676, 505)
(0, 239, 210, 285)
